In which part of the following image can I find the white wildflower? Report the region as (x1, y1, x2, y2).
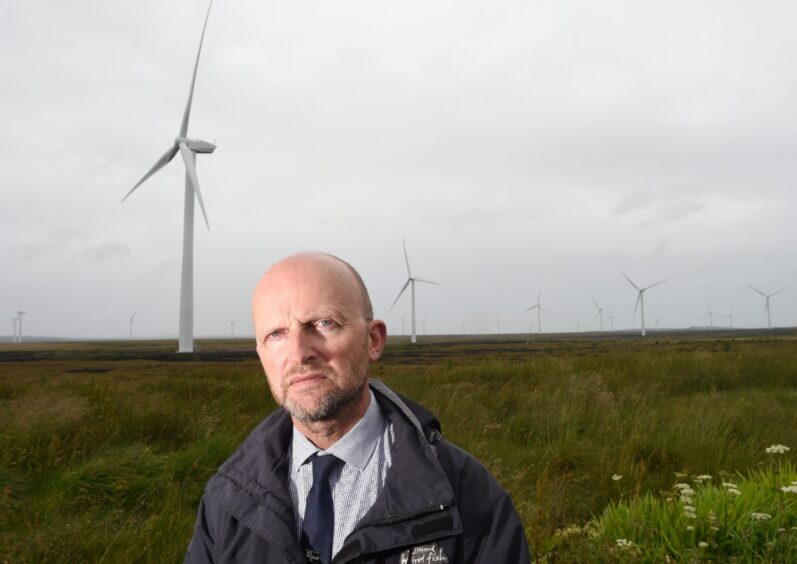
(674, 483, 692, 491)
(685, 525, 694, 531)
(722, 481, 738, 489)
(751, 512, 772, 521)
(710, 526, 719, 532)
(695, 474, 712, 482)
(781, 485, 797, 494)
(698, 541, 709, 548)
(616, 538, 634, 549)
(765, 444, 790, 454)
(727, 487, 741, 496)
(612, 474, 623, 481)
(777, 528, 786, 533)
(555, 524, 582, 539)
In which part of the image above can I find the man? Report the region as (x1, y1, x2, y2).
(185, 253, 530, 563)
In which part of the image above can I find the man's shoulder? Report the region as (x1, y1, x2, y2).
(206, 406, 293, 497)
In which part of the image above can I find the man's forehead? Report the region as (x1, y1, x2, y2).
(253, 254, 362, 316)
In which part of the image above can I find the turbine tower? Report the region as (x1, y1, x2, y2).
(621, 272, 667, 337)
(129, 312, 137, 339)
(593, 299, 607, 331)
(390, 239, 438, 344)
(11, 317, 18, 343)
(230, 321, 235, 337)
(723, 307, 735, 329)
(15, 311, 26, 343)
(524, 290, 549, 334)
(748, 285, 788, 329)
(122, 1, 215, 353)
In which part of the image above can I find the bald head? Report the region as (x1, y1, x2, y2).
(252, 253, 373, 325)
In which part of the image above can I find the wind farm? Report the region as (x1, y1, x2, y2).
(4, 1, 797, 562)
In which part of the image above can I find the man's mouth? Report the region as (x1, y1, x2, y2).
(288, 372, 328, 388)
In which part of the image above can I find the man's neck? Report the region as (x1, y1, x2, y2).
(292, 389, 371, 450)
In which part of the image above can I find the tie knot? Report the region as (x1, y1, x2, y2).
(311, 454, 340, 485)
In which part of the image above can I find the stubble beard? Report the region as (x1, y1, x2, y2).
(280, 346, 370, 423)
(283, 373, 366, 423)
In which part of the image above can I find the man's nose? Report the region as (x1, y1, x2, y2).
(287, 327, 317, 364)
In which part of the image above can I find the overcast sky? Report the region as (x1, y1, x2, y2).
(3, 0, 797, 340)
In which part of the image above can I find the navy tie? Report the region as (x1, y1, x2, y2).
(302, 454, 340, 564)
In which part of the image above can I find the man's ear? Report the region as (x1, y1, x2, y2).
(367, 320, 387, 361)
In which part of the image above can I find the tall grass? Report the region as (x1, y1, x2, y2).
(1, 335, 797, 561)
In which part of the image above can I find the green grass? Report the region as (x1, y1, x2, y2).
(2, 334, 797, 562)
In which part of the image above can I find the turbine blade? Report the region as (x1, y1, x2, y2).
(178, 141, 210, 230)
(390, 279, 411, 310)
(643, 279, 668, 291)
(541, 306, 551, 317)
(620, 271, 639, 290)
(402, 238, 411, 277)
(180, 0, 214, 137)
(413, 276, 439, 285)
(524, 305, 539, 313)
(633, 292, 642, 317)
(748, 284, 766, 297)
(771, 287, 789, 297)
(121, 145, 179, 202)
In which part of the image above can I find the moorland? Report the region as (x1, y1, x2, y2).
(2, 330, 797, 562)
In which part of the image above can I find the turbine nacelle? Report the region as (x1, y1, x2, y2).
(179, 137, 216, 153)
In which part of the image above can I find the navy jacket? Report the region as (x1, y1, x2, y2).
(185, 380, 531, 563)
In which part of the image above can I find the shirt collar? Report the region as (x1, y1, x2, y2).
(291, 388, 385, 472)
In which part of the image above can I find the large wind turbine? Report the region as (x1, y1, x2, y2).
(524, 290, 549, 334)
(748, 285, 788, 329)
(390, 239, 438, 344)
(621, 272, 667, 337)
(122, 1, 215, 353)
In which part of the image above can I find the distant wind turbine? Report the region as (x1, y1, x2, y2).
(122, 1, 215, 354)
(607, 307, 617, 331)
(704, 302, 716, 329)
(524, 289, 549, 334)
(723, 307, 735, 329)
(11, 317, 18, 343)
(390, 239, 438, 344)
(129, 312, 137, 339)
(593, 299, 607, 331)
(15, 311, 26, 344)
(621, 272, 667, 337)
(748, 285, 788, 329)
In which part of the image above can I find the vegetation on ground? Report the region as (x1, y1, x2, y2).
(1, 334, 797, 562)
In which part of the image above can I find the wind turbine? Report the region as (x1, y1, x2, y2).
(607, 307, 617, 331)
(230, 321, 235, 337)
(703, 302, 716, 329)
(390, 240, 438, 344)
(524, 289, 549, 334)
(593, 299, 607, 331)
(122, 1, 215, 354)
(621, 272, 667, 337)
(15, 311, 25, 343)
(748, 285, 788, 329)
(723, 307, 735, 329)
(11, 317, 18, 343)
(129, 312, 137, 339)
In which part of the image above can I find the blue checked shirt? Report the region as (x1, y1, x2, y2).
(289, 389, 395, 558)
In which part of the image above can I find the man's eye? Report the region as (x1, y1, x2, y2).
(267, 329, 284, 339)
(316, 319, 337, 330)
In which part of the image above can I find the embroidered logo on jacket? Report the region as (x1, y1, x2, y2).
(399, 543, 449, 564)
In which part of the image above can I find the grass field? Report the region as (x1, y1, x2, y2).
(2, 332, 797, 562)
